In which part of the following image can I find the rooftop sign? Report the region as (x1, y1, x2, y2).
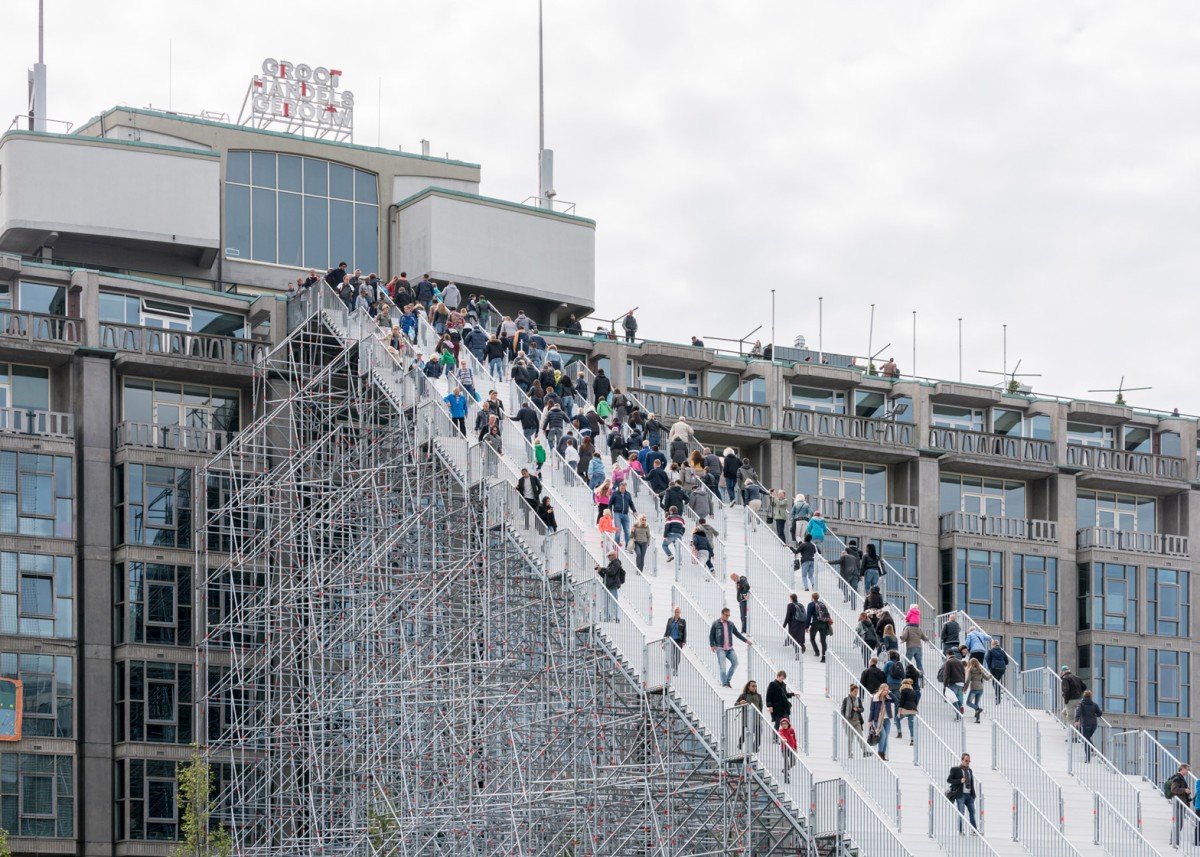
(237, 58, 355, 142)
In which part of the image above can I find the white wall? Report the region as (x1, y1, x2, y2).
(391, 175, 478, 203)
(0, 135, 220, 251)
(397, 192, 595, 307)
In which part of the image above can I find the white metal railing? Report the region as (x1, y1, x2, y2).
(1093, 793, 1159, 857)
(927, 783, 994, 854)
(745, 643, 808, 749)
(1066, 722, 1141, 831)
(1020, 665, 1061, 715)
(1012, 789, 1085, 857)
(991, 720, 1063, 831)
(1110, 729, 1197, 799)
(1172, 796, 1200, 855)
(734, 704, 816, 826)
(814, 778, 916, 857)
(828, 697, 902, 827)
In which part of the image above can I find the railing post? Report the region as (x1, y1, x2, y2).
(1012, 788, 1019, 842)
(1093, 793, 1100, 845)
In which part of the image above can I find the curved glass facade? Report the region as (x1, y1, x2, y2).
(224, 151, 379, 273)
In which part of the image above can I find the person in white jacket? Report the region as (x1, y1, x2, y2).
(668, 417, 696, 444)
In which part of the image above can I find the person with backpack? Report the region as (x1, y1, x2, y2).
(594, 549, 624, 622)
(855, 613, 880, 666)
(884, 651, 906, 697)
(783, 592, 808, 658)
(691, 526, 716, 572)
(831, 546, 863, 603)
(861, 543, 883, 591)
(939, 613, 962, 655)
(878, 623, 899, 657)
(860, 656, 887, 696)
(807, 592, 832, 662)
(1073, 690, 1102, 762)
(1167, 763, 1193, 842)
(793, 534, 818, 590)
(939, 650, 966, 716)
(1060, 665, 1087, 726)
(732, 573, 751, 633)
(899, 620, 929, 685)
(984, 640, 1009, 705)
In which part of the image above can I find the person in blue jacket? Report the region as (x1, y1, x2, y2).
(806, 511, 828, 553)
(984, 640, 1009, 705)
(444, 387, 469, 436)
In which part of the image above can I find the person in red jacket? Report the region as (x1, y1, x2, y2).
(779, 716, 799, 783)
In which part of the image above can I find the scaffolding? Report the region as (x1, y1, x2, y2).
(200, 302, 809, 855)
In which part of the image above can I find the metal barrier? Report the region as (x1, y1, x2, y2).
(1172, 796, 1200, 855)
(822, 779, 916, 857)
(991, 721, 1063, 831)
(1013, 788, 1084, 857)
(926, 783, 995, 855)
(732, 696, 817, 822)
(745, 644, 808, 750)
(830, 709, 902, 828)
(1066, 722, 1141, 831)
(1094, 793, 1159, 857)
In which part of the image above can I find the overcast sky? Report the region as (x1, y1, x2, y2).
(4, 1, 1199, 414)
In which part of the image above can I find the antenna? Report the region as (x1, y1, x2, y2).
(978, 324, 1040, 393)
(27, 0, 47, 131)
(1088, 376, 1151, 406)
(536, 0, 556, 208)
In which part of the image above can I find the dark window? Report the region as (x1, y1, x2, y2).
(0, 653, 71, 738)
(0, 452, 72, 538)
(0, 552, 73, 639)
(116, 661, 192, 745)
(0, 753, 73, 837)
(115, 465, 192, 549)
(1091, 645, 1138, 715)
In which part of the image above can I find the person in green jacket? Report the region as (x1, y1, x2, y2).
(533, 436, 547, 474)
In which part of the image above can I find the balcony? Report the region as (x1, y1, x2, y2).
(783, 410, 917, 463)
(99, 323, 266, 378)
(926, 427, 1055, 479)
(115, 421, 235, 453)
(0, 309, 82, 350)
(939, 511, 1057, 543)
(1076, 527, 1189, 558)
(0, 407, 73, 439)
(629, 389, 769, 433)
(812, 496, 919, 529)
(1065, 445, 1186, 493)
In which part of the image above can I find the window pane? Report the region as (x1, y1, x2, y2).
(329, 163, 353, 200)
(250, 152, 276, 189)
(278, 155, 302, 192)
(303, 197, 328, 269)
(226, 151, 250, 185)
(22, 774, 52, 815)
(146, 584, 174, 624)
(147, 779, 175, 821)
(278, 193, 303, 267)
(330, 200, 353, 268)
(20, 576, 53, 617)
(225, 184, 250, 258)
(251, 187, 277, 264)
(354, 169, 377, 204)
(11, 366, 50, 411)
(18, 284, 65, 316)
(354, 203, 378, 274)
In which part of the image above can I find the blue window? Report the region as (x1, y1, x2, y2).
(1012, 637, 1058, 672)
(1148, 568, 1189, 637)
(225, 152, 378, 272)
(1147, 651, 1189, 718)
(1079, 563, 1137, 633)
(944, 548, 1003, 621)
(1013, 555, 1057, 625)
(1091, 645, 1138, 715)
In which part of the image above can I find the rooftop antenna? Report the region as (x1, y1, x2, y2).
(27, 0, 47, 131)
(979, 326, 1040, 393)
(1088, 376, 1151, 407)
(536, 0, 556, 209)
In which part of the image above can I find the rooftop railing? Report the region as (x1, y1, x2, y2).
(938, 511, 1057, 543)
(927, 426, 1054, 464)
(1065, 444, 1186, 481)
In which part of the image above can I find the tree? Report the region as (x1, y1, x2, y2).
(173, 746, 233, 857)
(0, 827, 11, 857)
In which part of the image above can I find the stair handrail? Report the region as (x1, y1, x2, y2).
(1093, 792, 1160, 857)
(926, 783, 996, 855)
(991, 720, 1064, 832)
(1065, 720, 1143, 832)
(1012, 788, 1085, 857)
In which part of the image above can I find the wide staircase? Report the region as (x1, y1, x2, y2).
(303, 287, 1182, 857)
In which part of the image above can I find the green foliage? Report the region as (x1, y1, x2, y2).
(1115, 393, 1127, 405)
(1007, 379, 1021, 394)
(0, 827, 11, 857)
(172, 746, 233, 857)
(368, 807, 397, 853)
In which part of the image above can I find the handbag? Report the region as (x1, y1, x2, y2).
(867, 726, 881, 746)
(945, 786, 958, 802)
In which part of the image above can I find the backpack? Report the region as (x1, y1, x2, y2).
(936, 664, 946, 684)
(814, 600, 832, 624)
(618, 565, 627, 586)
(1164, 779, 1173, 801)
(737, 578, 750, 600)
(889, 661, 905, 681)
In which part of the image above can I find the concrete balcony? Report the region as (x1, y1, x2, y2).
(925, 427, 1056, 479)
(812, 495, 919, 529)
(0, 309, 82, 357)
(99, 322, 265, 385)
(1064, 444, 1187, 494)
(784, 410, 918, 465)
(1076, 526, 1189, 558)
(939, 511, 1058, 543)
(115, 421, 235, 453)
(0, 407, 73, 439)
(629, 389, 769, 435)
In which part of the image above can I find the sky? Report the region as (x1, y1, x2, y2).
(3, 1, 1200, 414)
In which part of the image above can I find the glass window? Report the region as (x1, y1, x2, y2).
(890, 396, 914, 423)
(790, 385, 845, 414)
(1123, 425, 1151, 453)
(16, 283, 66, 316)
(114, 563, 192, 647)
(0, 364, 52, 411)
(794, 456, 886, 505)
(637, 366, 699, 396)
(0, 653, 71, 738)
(1077, 490, 1156, 533)
(1012, 638, 1058, 672)
(1150, 732, 1191, 773)
(854, 390, 887, 419)
(1091, 645, 1138, 714)
(707, 371, 739, 401)
(226, 151, 379, 272)
(1081, 563, 1137, 633)
(115, 465, 192, 549)
(99, 293, 140, 325)
(953, 548, 1003, 620)
(0, 753, 72, 837)
(0, 552, 73, 639)
(939, 474, 1026, 518)
(116, 662, 193, 745)
(1067, 422, 1114, 448)
(1158, 432, 1182, 457)
(992, 409, 1022, 435)
(1013, 555, 1058, 625)
(0, 452, 71, 538)
(1148, 651, 1189, 718)
(115, 759, 177, 841)
(931, 405, 984, 431)
(860, 538, 918, 600)
(121, 378, 240, 441)
(740, 377, 766, 404)
(1148, 568, 1189, 637)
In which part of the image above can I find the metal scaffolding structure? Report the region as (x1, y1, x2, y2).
(199, 301, 809, 856)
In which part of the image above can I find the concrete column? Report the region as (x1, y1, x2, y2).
(74, 350, 114, 855)
(915, 455, 943, 612)
(70, 269, 101, 348)
(1054, 472, 1079, 671)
